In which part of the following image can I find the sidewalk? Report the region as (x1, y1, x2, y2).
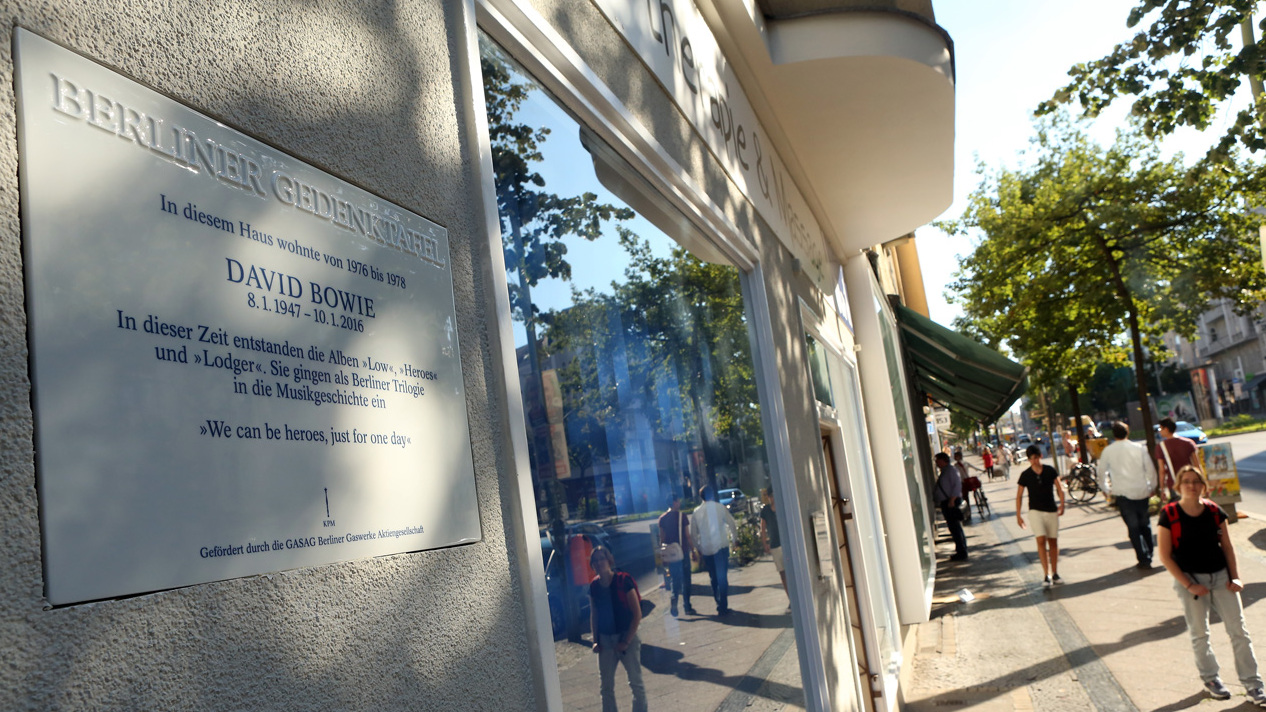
(905, 456, 1266, 711)
(555, 553, 805, 712)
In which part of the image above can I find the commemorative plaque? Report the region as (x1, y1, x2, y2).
(15, 29, 481, 604)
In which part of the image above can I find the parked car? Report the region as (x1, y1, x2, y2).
(540, 532, 593, 637)
(1156, 420, 1209, 444)
(717, 488, 748, 514)
(566, 522, 612, 550)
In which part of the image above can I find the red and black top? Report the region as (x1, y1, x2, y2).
(1159, 500, 1227, 574)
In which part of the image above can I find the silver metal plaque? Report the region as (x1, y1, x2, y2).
(15, 29, 481, 605)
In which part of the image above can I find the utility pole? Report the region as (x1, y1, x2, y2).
(1241, 17, 1266, 276)
(1242, 17, 1264, 122)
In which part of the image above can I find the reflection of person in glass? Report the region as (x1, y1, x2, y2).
(589, 546, 648, 712)
(759, 488, 789, 605)
(691, 485, 739, 616)
(658, 493, 696, 617)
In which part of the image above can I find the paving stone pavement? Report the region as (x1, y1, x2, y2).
(906, 455, 1266, 712)
(555, 550, 805, 712)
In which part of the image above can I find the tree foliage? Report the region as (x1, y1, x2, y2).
(539, 231, 762, 480)
(480, 37, 633, 324)
(479, 35, 763, 498)
(1038, 0, 1266, 161)
(941, 116, 1266, 452)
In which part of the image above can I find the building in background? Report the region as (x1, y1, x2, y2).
(1161, 300, 1266, 422)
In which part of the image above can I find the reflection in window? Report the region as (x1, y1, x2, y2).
(875, 296, 933, 585)
(806, 333, 834, 408)
(480, 35, 804, 711)
(833, 355, 902, 682)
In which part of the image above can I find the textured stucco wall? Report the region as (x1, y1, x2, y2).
(1, 2, 537, 710)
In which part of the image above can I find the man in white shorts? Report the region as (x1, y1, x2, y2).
(1016, 445, 1066, 587)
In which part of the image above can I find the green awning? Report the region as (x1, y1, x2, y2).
(895, 304, 1028, 423)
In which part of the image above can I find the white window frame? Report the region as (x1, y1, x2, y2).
(801, 297, 904, 710)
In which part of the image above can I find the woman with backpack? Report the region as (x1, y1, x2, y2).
(1159, 465, 1266, 706)
(589, 546, 648, 712)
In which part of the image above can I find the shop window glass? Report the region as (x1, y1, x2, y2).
(831, 353, 902, 683)
(806, 333, 834, 408)
(874, 296, 933, 584)
(480, 36, 804, 710)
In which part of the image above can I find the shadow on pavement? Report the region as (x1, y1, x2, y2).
(1151, 691, 1222, 711)
(639, 643, 803, 704)
(1042, 565, 1165, 601)
(1247, 528, 1266, 553)
(1241, 581, 1266, 609)
(909, 620, 1188, 711)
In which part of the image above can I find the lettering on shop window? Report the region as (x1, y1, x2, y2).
(595, 0, 829, 285)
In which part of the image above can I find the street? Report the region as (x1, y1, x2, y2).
(1218, 431, 1266, 517)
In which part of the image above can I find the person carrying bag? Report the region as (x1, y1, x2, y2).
(1159, 465, 1266, 705)
(657, 494, 695, 617)
(934, 452, 968, 561)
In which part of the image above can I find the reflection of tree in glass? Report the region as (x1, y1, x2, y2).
(541, 229, 764, 494)
(481, 37, 634, 641)
(480, 35, 634, 474)
(480, 37, 633, 324)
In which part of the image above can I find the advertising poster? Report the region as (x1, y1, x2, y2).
(1200, 442, 1242, 502)
(1155, 392, 1199, 423)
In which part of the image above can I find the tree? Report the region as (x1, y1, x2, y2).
(539, 230, 763, 496)
(481, 35, 633, 641)
(942, 116, 1266, 465)
(481, 36, 632, 481)
(1038, 0, 1266, 161)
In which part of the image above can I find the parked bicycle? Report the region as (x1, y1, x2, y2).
(962, 475, 991, 519)
(1064, 462, 1100, 503)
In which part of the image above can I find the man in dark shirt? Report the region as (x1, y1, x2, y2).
(934, 452, 968, 561)
(1157, 417, 1200, 499)
(657, 494, 695, 617)
(1016, 445, 1065, 587)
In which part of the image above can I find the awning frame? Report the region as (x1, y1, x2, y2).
(894, 304, 1028, 423)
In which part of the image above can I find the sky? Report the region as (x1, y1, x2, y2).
(495, 2, 1241, 342)
(917, 0, 1236, 327)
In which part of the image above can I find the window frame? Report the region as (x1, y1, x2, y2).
(464, 1, 832, 709)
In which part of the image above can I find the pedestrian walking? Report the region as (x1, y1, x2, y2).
(982, 447, 996, 480)
(1016, 445, 1065, 587)
(934, 452, 968, 561)
(759, 488, 788, 604)
(691, 485, 738, 615)
(657, 493, 696, 617)
(1157, 417, 1200, 500)
(1097, 421, 1157, 569)
(588, 546, 648, 712)
(1158, 465, 1266, 706)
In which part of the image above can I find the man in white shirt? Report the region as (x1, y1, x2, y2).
(691, 485, 739, 615)
(1099, 420, 1158, 569)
